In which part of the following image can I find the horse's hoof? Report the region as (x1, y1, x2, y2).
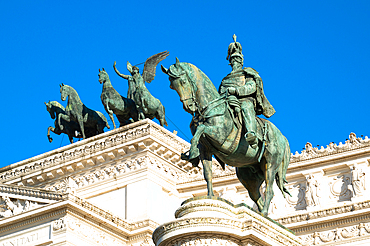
(48, 138, 53, 143)
(189, 148, 200, 160)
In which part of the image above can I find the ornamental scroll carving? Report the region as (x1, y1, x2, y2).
(167, 234, 240, 246)
(291, 133, 370, 162)
(298, 222, 370, 245)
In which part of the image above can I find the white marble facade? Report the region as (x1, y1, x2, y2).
(1, 120, 370, 245)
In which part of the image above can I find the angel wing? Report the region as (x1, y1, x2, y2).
(142, 51, 169, 83)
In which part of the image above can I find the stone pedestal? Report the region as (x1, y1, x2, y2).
(152, 196, 302, 246)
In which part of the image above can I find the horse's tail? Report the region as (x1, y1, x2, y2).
(276, 136, 291, 198)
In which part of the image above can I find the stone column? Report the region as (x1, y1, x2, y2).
(152, 196, 302, 246)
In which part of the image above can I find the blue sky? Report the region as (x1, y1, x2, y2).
(1, 1, 370, 167)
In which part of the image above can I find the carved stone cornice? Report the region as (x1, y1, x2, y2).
(290, 133, 370, 164)
(277, 199, 370, 229)
(0, 184, 63, 201)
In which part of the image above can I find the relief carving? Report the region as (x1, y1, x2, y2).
(329, 174, 351, 201)
(0, 196, 44, 218)
(351, 164, 366, 197)
(305, 175, 321, 208)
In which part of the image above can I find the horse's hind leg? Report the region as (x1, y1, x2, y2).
(236, 166, 265, 210)
(200, 145, 214, 196)
(261, 155, 282, 216)
(76, 116, 86, 139)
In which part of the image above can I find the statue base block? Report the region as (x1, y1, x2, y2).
(152, 196, 302, 246)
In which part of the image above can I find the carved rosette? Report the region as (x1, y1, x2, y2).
(152, 197, 302, 246)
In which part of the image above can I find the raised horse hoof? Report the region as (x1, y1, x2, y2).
(48, 137, 53, 143)
(181, 153, 200, 167)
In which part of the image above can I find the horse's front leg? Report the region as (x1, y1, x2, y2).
(200, 144, 214, 196)
(188, 124, 206, 161)
(58, 113, 70, 131)
(105, 100, 116, 129)
(47, 126, 55, 143)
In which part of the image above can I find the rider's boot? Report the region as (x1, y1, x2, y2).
(242, 101, 258, 149)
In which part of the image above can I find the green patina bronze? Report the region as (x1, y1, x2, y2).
(58, 84, 110, 140)
(99, 68, 138, 129)
(113, 51, 169, 127)
(45, 101, 82, 143)
(161, 36, 291, 216)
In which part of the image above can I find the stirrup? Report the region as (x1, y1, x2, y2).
(245, 131, 257, 149)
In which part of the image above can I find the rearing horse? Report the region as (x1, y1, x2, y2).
(162, 58, 291, 215)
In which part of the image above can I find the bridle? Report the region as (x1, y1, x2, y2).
(179, 69, 227, 121)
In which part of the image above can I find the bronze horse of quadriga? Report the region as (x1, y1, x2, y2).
(45, 101, 82, 143)
(99, 68, 138, 128)
(162, 59, 291, 216)
(58, 84, 110, 139)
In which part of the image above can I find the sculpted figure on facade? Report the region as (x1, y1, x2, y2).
(305, 174, 320, 207)
(113, 51, 169, 127)
(347, 132, 361, 146)
(351, 164, 366, 197)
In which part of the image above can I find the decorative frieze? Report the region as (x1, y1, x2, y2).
(298, 222, 370, 245)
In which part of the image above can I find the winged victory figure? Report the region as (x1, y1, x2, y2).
(113, 51, 169, 127)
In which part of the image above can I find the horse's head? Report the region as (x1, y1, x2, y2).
(60, 83, 70, 101)
(98, 68, 109, 84)
(45, 101, 55, 119)
(161, 58, 198, 114)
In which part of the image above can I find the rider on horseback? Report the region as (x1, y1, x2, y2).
(219, 35, 275, 148)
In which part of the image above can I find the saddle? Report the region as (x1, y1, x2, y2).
(220, 95, 267, 160)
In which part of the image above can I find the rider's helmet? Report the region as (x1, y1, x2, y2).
(227, 34, 243, 62)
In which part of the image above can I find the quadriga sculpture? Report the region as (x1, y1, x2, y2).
(45, 101, 82, 143)
(58, 84, 110, 139)
(161, 58, 291, 216)
(113, 51, 169, 127)
(99, 68, 138, 129)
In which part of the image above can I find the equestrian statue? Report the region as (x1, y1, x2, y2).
(99, 68, 138, 129)
(58, 84, 110, 140)
(113, 51, 169, 127)
(161, 36, 291, 216)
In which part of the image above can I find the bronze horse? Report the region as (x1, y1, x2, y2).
(162, 58, 291, 215)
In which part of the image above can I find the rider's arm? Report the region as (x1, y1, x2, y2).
(236, 79, 256, 96)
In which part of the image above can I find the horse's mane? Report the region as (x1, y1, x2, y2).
(49, 101, 65, 111)
(180, 62, 218, 94)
